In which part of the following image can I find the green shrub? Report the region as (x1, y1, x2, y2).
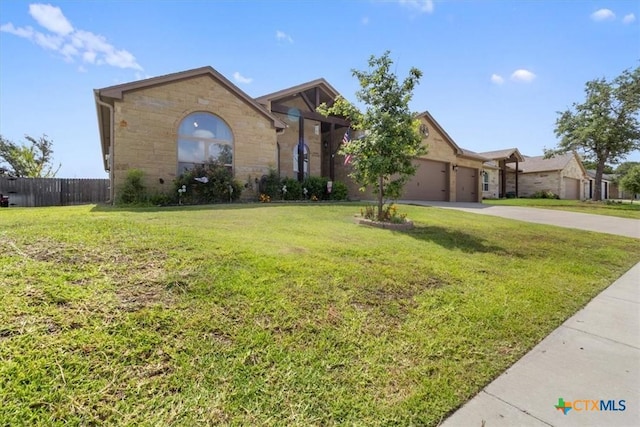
(302, 176, 329, 200)
(174, 163, 242, 204)
(117, 169, 147, 205)
(260, 168, 281, 200)
(531, 190, 559, 199)
(280, 177, 302, 200)
(329, 181, 349, 200)
(148, 192, 173, 206)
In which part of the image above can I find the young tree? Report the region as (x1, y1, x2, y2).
(317, 51, 426, 221)
(0, 134, 61, 178)
(615, 161, 640, 180)
(620, 165, 640, 203)
(546, 66, 640, 201)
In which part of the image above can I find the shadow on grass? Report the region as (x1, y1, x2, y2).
(90, 201, 361, 214)
(403, 224, 506, 254)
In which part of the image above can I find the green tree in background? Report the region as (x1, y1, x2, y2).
(546, 66, 640, 201)
(0, 134, 61, 178)
(620, 165, 640, 203)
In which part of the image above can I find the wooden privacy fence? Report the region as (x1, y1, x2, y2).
(0, 177, 109, 207)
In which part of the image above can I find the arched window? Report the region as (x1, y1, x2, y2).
(177, 112, 233, 174)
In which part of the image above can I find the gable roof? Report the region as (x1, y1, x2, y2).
(416, 111, 463, 156)
(94, 66, 286, 170)
(459, 147, 490, 161)
(478, 148, 524, 162)
(586, 170, 617, 181)
(255, 78, 340, 107)
(96, 66, 285, 129)
(519, 152, 585, 174)
(415, 111, 489, 162)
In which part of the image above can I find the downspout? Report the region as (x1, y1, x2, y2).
(94, 92, 115, 204)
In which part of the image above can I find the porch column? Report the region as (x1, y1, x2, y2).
(500, 160, 506, 198)
(515, 159, 519, 197)
(297, 115, 304, 182)
(329, 123, 335, 181)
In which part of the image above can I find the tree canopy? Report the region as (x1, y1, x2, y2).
(582, 160, 614, 174)
(546, 66, 640, 201)
(619, 165, 640, 202)
(0, 134, 61, 178)
(317, 51, 426, 220)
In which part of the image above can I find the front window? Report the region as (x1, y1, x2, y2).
(293, 143, 309, 178)
(178, 112, 233, 174)
(483, 171, 489, 192)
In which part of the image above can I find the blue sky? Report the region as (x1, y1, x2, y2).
(1, 0, 638, 178)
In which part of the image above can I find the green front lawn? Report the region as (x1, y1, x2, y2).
(483, 198, 640, 219)
(1, 203, 639, 426)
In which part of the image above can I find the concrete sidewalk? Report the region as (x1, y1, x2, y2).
(440, 262, 640, 427)
(398, 201, 640, 239)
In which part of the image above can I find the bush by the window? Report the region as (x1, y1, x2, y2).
(174, 163, 242, 204)
(302, 176, 329, 200)
(117, 169, 148, 205)
(329, 181, 349, 200)
(259, 168, 281, 200)
(280, 177, 302, 200)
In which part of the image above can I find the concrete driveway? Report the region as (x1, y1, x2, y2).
(398, 201, 640, 239)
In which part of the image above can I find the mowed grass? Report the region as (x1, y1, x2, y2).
(1, 203, 639, 426)
(483, 198, 640, 219)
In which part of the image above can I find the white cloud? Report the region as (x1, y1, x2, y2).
(82, 50, 96, 64)
(233, 71, 253, 84)
(33, 32, 62, 50)
(591, 9, 615, 21)
(398, 0, 434, 14)
(0, 4, 142, 72)
(510, 69, 536, 83)
(491, 74, 504, 85)
(0, 22, 35, 38)
(623, 13, 636, 24)
(276, 30, 293, 43)
(29, 3, 73, 35)
(362, 16, 370, 25)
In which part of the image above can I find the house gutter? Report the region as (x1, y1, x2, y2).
(94, 91, 115, 204)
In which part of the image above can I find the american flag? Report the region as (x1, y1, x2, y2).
(343, 128, 352, 165)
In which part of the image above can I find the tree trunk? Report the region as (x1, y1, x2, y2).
(377, 174, 384, 221)
(593, 158, 607, 201)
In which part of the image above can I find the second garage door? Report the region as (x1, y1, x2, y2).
(455, 166, 478, 202)
(403, 159, 448, 201)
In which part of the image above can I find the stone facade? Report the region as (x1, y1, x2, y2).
(482, 168, 500, 199)
(109, 74, 278, 200)
(96, 68, 486, 203)
(516, 154, 586, 199)
(414, 114, 484, 202)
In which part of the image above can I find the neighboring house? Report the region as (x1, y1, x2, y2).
(401, 112, 487, 202)
(584, 170, 621, 200)
(517, 152, 587, 199)
(94, 66, 489, 203)
(479, 148, 525, 198)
